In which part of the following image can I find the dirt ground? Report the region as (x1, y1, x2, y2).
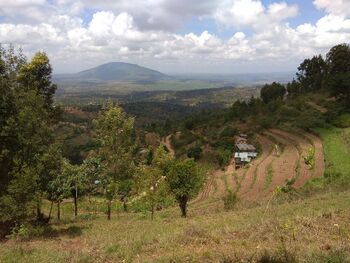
(193, 130, 325, 203)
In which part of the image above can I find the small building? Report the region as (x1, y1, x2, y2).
(234, 142, 257, 168)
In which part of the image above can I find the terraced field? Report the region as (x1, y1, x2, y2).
(173, 129, 326, 204)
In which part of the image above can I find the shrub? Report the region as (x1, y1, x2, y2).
(215, 149, 232, 169)
(223, 190, 238, 211)
(219, 126, 238, 138)
(6, 223, 45, 241)
(187, 145, 203, 160)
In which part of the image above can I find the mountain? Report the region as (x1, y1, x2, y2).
(55, 62, 172, 83)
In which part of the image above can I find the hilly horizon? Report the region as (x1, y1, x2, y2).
(54, 62, 172, 83)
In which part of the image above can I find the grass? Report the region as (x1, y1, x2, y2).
(250, 167, 258, 190)
(223, 174, 229, 193)
(1, 190, 350, 262)
(264, 162, 274, 189)
(233, 168, 249, 194)
(315, 127, 350, 177)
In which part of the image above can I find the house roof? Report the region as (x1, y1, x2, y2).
(235, 143, 256, 152)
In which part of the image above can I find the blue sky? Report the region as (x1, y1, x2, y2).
(0, 0, 348, 73)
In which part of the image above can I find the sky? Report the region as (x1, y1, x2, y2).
(0, 0, 349, 74)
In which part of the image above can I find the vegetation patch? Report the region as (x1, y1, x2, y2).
(315, 127, 350, 177)
(264, 162, 274, 189)
(303, 147, 315, 170)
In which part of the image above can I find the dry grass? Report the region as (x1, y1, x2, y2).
(1, 189, 350, 263)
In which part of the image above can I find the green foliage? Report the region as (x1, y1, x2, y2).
(260, 82, 286, 104)
(315, 127, 350, 178)
(187, 145, 202, 160)
(286, 80, 301, 96)
(0, 46, 58, 230)
(220, 126, 238, 138)
(222, 190, 238, 211)
(264, 163, 274, 189)
(303, 147, 315, 170)
(216, 148, 232, 169)
(333, 113, 350, 128)
(167, 159, 204, 217)
(94, 102, 136, 218)
(297, 55, 327, 92)
(326, 44, 350, 102)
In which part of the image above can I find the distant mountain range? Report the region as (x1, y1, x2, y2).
(54, 62, 172, 83)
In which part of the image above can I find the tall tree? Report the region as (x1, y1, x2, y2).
(94, 102, 136, 220)
(326, 43, 350, 102)
(47, 159, 71, 220)
(166, 158, 203, 217)
(296, 55, 327, 91)
(0, 47, 58, 234)
(18, 52, 57, 110)
(135, 145, 173, 219)
(260, 82, 286, 104)
(65, 161, 85, 217)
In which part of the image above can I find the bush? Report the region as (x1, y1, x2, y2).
(216, 149, 232, 168)
(7, 223, 45, 241)
(223, 190, 238, 211)
(187, 145, 203, 160)
(333, 113, 350, 128)
(219, 126, 238, 138)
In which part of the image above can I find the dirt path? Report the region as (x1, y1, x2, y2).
(224, 159, 238, 192)
(192, 171, 215, 203)
(270, 129, 313, 188)
(212, 170, 227, 198)
(262, 131, 299, 197)
(162, 135, 175, 157)
(243, 133, 284, 201)
(238, 135, 274, 197)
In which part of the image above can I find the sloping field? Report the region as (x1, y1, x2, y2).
(194, 129, 325, 203)
(2, 189, 350, 262)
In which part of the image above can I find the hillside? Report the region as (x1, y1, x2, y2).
(1, 189, 349, 262)
(55, 62, 172, 83)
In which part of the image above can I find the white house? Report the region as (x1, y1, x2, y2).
(234, 142, 257, 168)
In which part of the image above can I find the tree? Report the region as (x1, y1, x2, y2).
(326, 43, 350, 75)
(36, 144, 63, 221)
(166, 158, 203, 217)
(138, 145, 173, 219)
(260, 82, 286, 104)
(81, 157, 104, 199)
(326, 43, 350, 102)
(136, 165, 167, 220)
(286, 79, 301, 96)
(94, 102, 136, 220)
(0, 46, 58, 234)
(18, 52, 57, 110)
(47, 159, 71, 220)
(296, 55, 327, 92)
(65, 162, 85, 217)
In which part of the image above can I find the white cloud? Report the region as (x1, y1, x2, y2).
(313, 0, 350, 16)
(215, 0, 298, 29)
(0, 0, 349, 73)
(0, 0, 45, 8)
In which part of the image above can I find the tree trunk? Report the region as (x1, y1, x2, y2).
(123, 199, 127, 212)
(74, 188, 78, 217)
(36, 203, 42, 220)
(179, 196, 188, 218)
(107, 200, 111, 220)
(48, 201, 54, 221)
(57, 201, 61, 220)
